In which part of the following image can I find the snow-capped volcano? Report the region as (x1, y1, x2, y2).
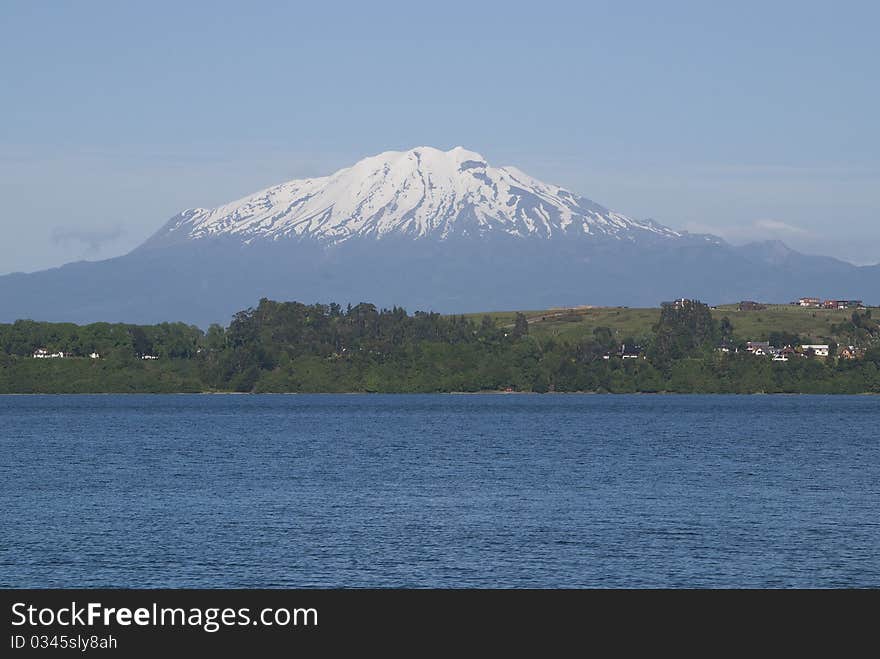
(3, 145, 876, 327)
(145, 146, 680, 247)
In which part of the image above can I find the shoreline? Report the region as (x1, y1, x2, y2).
(0, 390, 877, 396)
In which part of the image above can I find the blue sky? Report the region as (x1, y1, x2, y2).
(1, 0, 878, 273)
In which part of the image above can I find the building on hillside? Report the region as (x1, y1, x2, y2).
(746, 341, 771, 356)
(798, 297, 821, 307)
(663, 298, 697, 310)
(838, 346, 858, 360)
(800, 344, 830, 357)
(141, 354, 159, 360)
(619, 344, 644, 359)
(33, 348, 65, 359)
(822, 299, 863, 310)
(89, 352, 101, 359)
(739, 301, 766, 311)
(769, 345, 800, 361)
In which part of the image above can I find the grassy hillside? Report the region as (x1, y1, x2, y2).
(465, 304, 878, 343)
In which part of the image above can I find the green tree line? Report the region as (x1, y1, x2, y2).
(1, 298, 879, 394)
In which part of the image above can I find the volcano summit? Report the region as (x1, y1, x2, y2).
(1, 147, 876, 325)
(143, 146, 683, 247)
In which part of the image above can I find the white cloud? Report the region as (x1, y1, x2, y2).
(752, 219, 808, 235)
(682, 219, 812, 243)
(51, 225, 125, 256)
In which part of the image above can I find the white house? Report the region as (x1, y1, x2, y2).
(746, 341, 771, 356)
(141, 354, 159, 360)
(33, 348, 65, 359)
(89, 352, 101, 359)
(800, 344, 830, 357)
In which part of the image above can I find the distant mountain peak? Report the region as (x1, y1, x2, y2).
(142, 146, 682, 249)
(4, 147, 878, 326)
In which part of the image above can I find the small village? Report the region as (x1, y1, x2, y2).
(794, 297, 864, 310)
(31, 349, 159, 361)
(639, 296, 873, 363)
(726, 296, 867, 361)
(32, 348, 101, 360)
(727, 341, 863, 361)
(25, 295, 875, 365)
(599, 340, 864, 362)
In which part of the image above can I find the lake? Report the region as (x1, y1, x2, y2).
(1, 394, 878, 588)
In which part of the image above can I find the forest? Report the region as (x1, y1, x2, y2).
(1, 298, 879, 394)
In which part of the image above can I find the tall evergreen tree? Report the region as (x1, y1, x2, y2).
(513, 313, 529, 339)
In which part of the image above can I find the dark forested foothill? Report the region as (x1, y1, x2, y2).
(1, 298, 879, 394)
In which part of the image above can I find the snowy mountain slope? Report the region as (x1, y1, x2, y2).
(1, 145, 876, 326)
(142, 146, 688, 248)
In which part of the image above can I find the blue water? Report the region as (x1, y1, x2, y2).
(1, 394, 878, 588)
